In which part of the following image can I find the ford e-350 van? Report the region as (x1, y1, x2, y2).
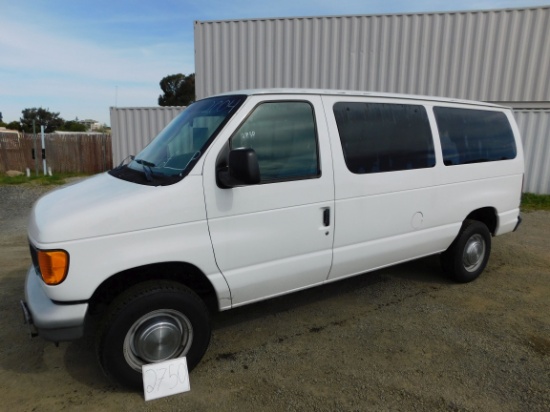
(22, 89, 524, 388)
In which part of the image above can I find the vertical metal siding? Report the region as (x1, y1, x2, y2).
(514, 110, 550, 194)
(109, 106, 185, 166)
(194, 7, 550, 102)
(194, 8, 550, 194)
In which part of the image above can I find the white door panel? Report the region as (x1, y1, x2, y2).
(322, 95, 443, 280)
(208, 200, 333, 306)
(204, 96, 335, 306)
(208, 201, 332, 270)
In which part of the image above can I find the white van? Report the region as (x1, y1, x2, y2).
(22, 89, 524, 389)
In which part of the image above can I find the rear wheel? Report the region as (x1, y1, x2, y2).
(97, 280, 211, 390)
(441, 220, 491, 283)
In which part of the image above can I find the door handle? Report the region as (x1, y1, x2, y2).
(323, 208, 330, 227)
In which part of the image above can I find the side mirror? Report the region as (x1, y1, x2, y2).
(217, 148, 261, 188)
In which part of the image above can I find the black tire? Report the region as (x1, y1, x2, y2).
(97, 280, 211, 390)
(441, 219, 492, 283)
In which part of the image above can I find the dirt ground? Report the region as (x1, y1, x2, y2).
(0, 182, 549, 412)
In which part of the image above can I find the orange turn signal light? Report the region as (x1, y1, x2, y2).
(37, 250, 69, 285)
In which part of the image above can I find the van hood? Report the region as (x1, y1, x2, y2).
(28, 173, 206, 244)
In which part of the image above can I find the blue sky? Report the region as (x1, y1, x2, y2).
(1, 0, 548, 125)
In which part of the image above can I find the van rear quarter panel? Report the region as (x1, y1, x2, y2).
(322, 96, 524, 280)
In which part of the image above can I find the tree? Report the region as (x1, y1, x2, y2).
(59, 120, 87, 132)
(20, 107, 64, 133)
(158, 73, 195, 106)
(6, 121, 21, 130)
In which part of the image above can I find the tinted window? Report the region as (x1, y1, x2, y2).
(333, 102, 435, 174)
(433, 107, 517, 166)
(231, 101, 319, 182)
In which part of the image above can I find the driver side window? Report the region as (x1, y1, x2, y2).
(231, 101, 320, 182)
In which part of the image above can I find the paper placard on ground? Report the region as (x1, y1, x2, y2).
(142, 357, 190, 401)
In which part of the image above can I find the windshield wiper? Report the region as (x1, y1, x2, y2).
(134, 158, 156, 182)
(114, 155, 135, 170)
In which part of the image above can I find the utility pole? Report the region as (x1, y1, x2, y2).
(33, 120, 38, 176)
(40, 125, 47, 175)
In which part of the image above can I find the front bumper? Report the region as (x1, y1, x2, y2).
(22, 266, 88, 342)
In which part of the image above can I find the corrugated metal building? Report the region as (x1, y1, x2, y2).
(194, 6, 550, 193)
(110, 106, 186, 166)
(515, 110, 550, 194)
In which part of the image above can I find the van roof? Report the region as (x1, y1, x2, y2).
(214, 88, 508, 109)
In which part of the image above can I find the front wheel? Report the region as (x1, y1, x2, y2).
(441, 220, 492, 283)
(97, 281, 211, 389)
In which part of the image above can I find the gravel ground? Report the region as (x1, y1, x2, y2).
(0, 181, 549, 411)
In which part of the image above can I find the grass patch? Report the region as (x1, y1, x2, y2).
(0, 173, 89, 186)
(521, 193, 550, 212)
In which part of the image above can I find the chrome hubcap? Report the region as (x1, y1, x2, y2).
(124, 309, 193, 371)
(462, 234, 486, 272)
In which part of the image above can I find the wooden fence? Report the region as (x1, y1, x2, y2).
(0, 133, 112, 175)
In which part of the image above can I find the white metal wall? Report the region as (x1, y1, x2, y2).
(194, 7, 550, 194)
(110, 106, 185, 166)
(515, 110, 550, 194)
(194, 7, 550, 102)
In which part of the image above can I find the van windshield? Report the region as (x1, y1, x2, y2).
(110, 95, 247, 185)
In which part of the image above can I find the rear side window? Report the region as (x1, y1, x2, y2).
(333, 102, 435, 174)
(231, 101, 319, 182)
(433, 107, 517, 166)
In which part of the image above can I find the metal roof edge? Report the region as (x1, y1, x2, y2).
(214, 88, 508, 108)
(194, 6, 549, 25)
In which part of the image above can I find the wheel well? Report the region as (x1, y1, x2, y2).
(87, 262, 219, 318)
(465, 207, 497, 235)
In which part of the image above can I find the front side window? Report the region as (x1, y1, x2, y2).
(333, 102, 435, 174)
(433, 107, 517, 166)
(110, 95, 247, 185)
(230, 101, 319, 182)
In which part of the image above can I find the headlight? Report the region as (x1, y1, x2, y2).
(37, 250, 69, 285)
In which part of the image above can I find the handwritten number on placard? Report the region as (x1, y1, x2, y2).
(145, 369, 156, 393)
(178, 363, 187, 384)
(142, 358, 190, 401)
(144, 366, 185, 392)
(168, 363, 179, 388)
